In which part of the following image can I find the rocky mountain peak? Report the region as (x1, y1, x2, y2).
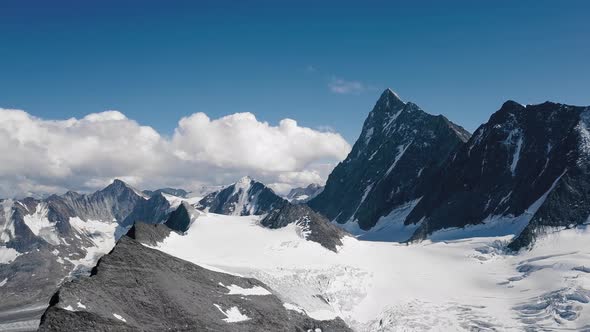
(378, 88, 405, 108)
(101, 179, 144, 197)
(197, 178, 285, 216)
(309, 90, 470, 231)
(366, 89, 407, 123)
(404, 100, 590, 249)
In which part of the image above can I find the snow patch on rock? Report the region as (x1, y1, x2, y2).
(220, 283, 272, 296)
(23, 203, 60, 245)
(113, 313, 126, 322)
(214, 304, 250, 323)
(0, 246, 20, 264)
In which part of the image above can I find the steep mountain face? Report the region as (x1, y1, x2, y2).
(261, 202, 347, 252)
(286, 183, 324, 203)
(59, 179, 148, 223)
(0, 180, 149, 327)
(197, 176, 286, 216)
(308, 89, 470, 231)
(38, 234, 352, 332)
(120, 193, 171, 227)
(164, 201, 200, 233)
(404, 101, 590, 249)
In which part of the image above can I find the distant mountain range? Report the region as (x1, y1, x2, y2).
(286, 184, 324, 203)
(0, 180, 210, 329)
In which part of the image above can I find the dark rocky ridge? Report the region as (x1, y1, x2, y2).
(126, 222, 172, 246)
(143, 187, 189, 198)
(262, 203, 348, 252)
(198, 176, 286, 216)
(309, 89, 470, 231)
(404, 101, 590, 249)
(38, 235, 352, 332)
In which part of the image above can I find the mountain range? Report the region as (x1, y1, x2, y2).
(308, 90, 590, 250)
(2, 88, 590, 331)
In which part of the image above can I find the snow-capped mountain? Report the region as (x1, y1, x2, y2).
(0, 179, 156, 328)
(308, 89, 470, 233)
(197, 176, 286, 216)
(286, 183, 324, 203)
(405, 101, 590, 249)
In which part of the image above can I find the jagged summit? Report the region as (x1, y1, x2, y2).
(404, 100, 590, 249)
(383, 88, 404, 103)
(309, 90, 470, 231)
(197, 177, 285, 216)
(105, 178, 131, 191)
(102, 179, 145, 197)
(370, 88, 406, 117)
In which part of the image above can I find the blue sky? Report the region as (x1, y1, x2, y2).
(1, 0, 588, 143)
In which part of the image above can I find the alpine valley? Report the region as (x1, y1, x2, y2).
(2, 90, 590, 332)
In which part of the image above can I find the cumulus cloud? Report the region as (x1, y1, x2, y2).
(0, 108, 351, 197)
(328, 78, 366, 95)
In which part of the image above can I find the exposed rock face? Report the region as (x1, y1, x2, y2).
(405, 101, 590, 249)
(261, 203, 347, 252)
(59, 179, 147, 223)
(163, 201, 200, 233)
(198, 176, 286, 216)
(309, 89, 470, 231)
(126, 222, 172, 246)
(287, 183, 324, 204)
(38, 236, 352, 332)
(120, 193, 171, 227)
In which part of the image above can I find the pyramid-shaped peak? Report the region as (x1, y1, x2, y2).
(373, 88, 406, 113)
(380, 88, 404, 102)
(102, 179, 146, 198)
(111, 178, 128, 186)
(102, 179, 131, 191)
(385, 88, 402, 101)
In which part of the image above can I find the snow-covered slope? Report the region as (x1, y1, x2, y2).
(39, 232, 352, 331)
(149, 212, 590, 331)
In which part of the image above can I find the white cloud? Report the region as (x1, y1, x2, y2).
(328, 78, 366, 95)
(0, 108, 351, 197)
